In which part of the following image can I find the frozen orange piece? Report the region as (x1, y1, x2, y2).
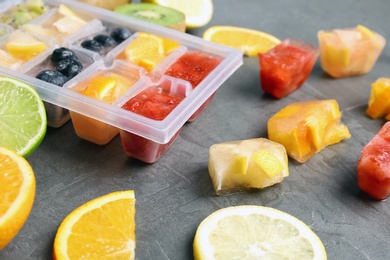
(366, 78, 390, 120)
(268, 100, 351, 163)
(208, 138, 289, 195)
(317, 25, 386, 78)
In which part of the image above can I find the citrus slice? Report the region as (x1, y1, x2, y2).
(194, 205, 327, 260)
(53, 190, 136, 260)
(6, 30, 46, 60)
(251, 150, 284, 178)
(203, 26, 281, 56)
(124, 32, 179, 71)
(0, 146, 36, 250)
(142, 0, 213, 28)
(0, 76, 47, 157)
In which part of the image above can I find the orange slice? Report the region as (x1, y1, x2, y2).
(53, 190, 136, 260)
(203, 26, 280, 56)
(0, 146, 36, 250)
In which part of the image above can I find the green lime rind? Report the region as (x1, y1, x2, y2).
(0, 76, 47, 157)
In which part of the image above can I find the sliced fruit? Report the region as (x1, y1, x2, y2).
(0, 146, 36, 250)
(251, 150, 284, 178)
(53, 190, 136, 260)
(142, 0, 213, 29)
(0, 76, 47, 157)
(6, 30, 46, 60)
(229, 154, 248, 175)
(193, 205, 327, 260)
(124, 32, 179, 71)
(78, 0, 131, 10)
(356, 24, 377, 40)
(115, 3, 186, 32)
(203, 26, 281, 56)
(82, 73, 132, 104)
(54, 4, 87, 34)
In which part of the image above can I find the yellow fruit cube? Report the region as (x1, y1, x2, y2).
(366, 78, 390, 119)
(208, 138, 289, 195)
(268, 100, 351, 163)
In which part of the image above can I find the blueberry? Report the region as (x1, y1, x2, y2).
(93, 34, 117, 47)
(36, 70, 68, 87)
(51, 47, 78, 66)
(110, 27, 132, 43)
(56, 58, 83, 78)
(81, 39, 103, 52)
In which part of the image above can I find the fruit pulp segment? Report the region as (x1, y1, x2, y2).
(317, 25, 386, 78)
(267, 100, 351, 163)
(208, 138, 288, 195)
(366, 78, 390, 119)
(357, 122, 390, 200)
(70, 73, 137, 145)
(258, 39, 319, 99)
(165, 50, 222, 88)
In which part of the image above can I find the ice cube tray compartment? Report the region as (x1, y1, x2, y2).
(0, 0, 243, 161)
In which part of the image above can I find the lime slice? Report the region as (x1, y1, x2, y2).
(194, 205, 327, 260)
(0, 76, 47, 157)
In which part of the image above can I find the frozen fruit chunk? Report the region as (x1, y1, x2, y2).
(208, 138, 289, 195)
(357, 122, 390, 200)
(366, 78, 390, 120)
(268, 100, 351, 163)
(258, 38, 319, 99)
(317, 25, 386, 78)
(6, 30, 46, 60)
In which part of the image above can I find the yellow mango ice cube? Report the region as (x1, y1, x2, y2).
(268, 100, 351, 163)
(366, 78, 390, 120)
(208, 138, 289, 195)
(317, 25, 386, 78)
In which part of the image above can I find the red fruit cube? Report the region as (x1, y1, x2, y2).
(357, 122, 390, 200)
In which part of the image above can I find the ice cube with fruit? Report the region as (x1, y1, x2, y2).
(118, 76, 191, 163)
(357, 122, 390, 200)
(317, 25, 386, 78)
(268, 100, 351, 163)
(68, 61, 140, 145)
(208, 138, 289, 195)
(258, 38, 319, 99)
(366, 77, 390, 120)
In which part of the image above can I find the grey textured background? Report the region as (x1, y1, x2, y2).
(1, 0, 390, 259)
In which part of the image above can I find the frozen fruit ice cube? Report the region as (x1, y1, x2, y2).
(357, 122, 390, 200)
(258, 38, 319, 99)
(208, 138, 289, 195)
(267, 100, 351, 163)
(318, 25, 386, 78)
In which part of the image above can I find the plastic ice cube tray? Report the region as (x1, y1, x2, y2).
(0, 0, 243, 162)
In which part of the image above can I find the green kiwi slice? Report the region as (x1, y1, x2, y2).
(115, 3, 186, 32)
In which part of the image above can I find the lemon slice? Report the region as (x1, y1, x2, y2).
(6, 30, 46, 60)
(203, 26, 281, 56)
(194, 205, 327, 260)
(0, 146, 36, 250)
(142, 0, 213, 29)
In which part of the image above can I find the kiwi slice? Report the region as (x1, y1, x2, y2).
(115, 3, 185, 32)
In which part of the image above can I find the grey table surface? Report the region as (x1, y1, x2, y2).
(1, 0, 390, 259)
